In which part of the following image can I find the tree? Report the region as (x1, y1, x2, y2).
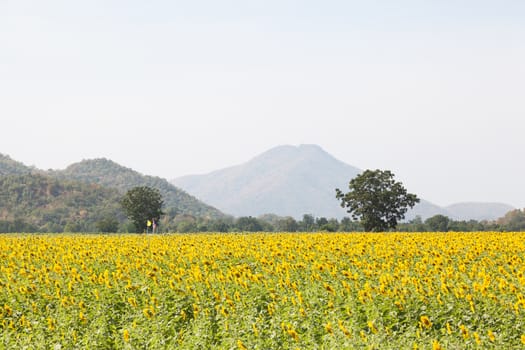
(209, 217, 234, 233)
(425, 214, 450, 232)
(339, 217, 362, 232)
(121, 186, 164, 233)
(299, 214, 315, 231)
(96, 217, 120, 233)
(277, 217, 299, 232)
(336, 169, 419, 232)
(320, 218, 339, 232)
(497, 209, 525, 231)
(177, 220, 198, 233)
(316, 217, 329, 228)
(402, 216, 426, 232)
(235, 216, 263, 232)
(64, 221, 82, 233)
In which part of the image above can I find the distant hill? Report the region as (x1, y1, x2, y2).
(0, 154, 224, 232)
(406, 201, 514, 222)
(52, 158, 224, 219)
(444, 202, 514, 221)
(172, 144, 514, 221)
(0, 173, 123, 232)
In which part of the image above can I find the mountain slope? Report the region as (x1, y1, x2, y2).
(0, 153, 34, 175)
(173, 144, 361, 218)
(406, 200, 449, 221)
(0, 173, 124, 232)
(444, 202, 514, 221)
(53, 158, 224, 219)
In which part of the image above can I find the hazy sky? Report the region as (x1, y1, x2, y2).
(1, 1, 524, 208)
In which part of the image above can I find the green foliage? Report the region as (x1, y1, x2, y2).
(0, 153, 34, 176)
(0, 173, 125, 233)
(176, 220, 198, 233)
(0, 219, 38, 233)
(425, 214, 450, 232)
(399, 216, 427, 232)
(276, 217, 299, 232)
(164, 214, 364, 233)
(96, 217, 120, 233)
(0, 155, 224, 233)
(209, 218, 233, 232)
(316, 217, 329, 227)
(121, 186, 164, 233)
(55, 158, 224, 219)
(300, 214, 315, 231)
(235, 216, 263, 232)
(398, 215, 522, 232)
(120, 221, 137, 233)
(336, 169, 420, 232)
(320, 218, 339, 232)
(497, 209, 525, 231)
(339, 217, 363, 231)
(63, 221, 83, 233)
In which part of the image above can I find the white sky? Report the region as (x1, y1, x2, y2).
(1, 0, 524, 208)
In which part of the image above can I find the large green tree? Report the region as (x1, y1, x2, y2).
(336, 169, 419, 232)
(121, 186, 164, 232)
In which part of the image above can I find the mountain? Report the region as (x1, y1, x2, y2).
(444, 202, 514, 221)
(0, 173, 124, 232)
(172, 144, 514, 221)
(52, 158, 224, 219)
(173, 144, 360, 218)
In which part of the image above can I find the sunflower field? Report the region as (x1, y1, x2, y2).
(1, 232, 525, 349)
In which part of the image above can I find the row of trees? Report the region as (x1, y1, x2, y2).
(6, 210, 523, 234)
(152, 211, 525, 233)
(400, 210, 525, 232)
(158, 214, 361, 233)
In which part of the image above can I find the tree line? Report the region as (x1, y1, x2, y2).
(3, 209, 524, 234)
(148, 210, 525, 233)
